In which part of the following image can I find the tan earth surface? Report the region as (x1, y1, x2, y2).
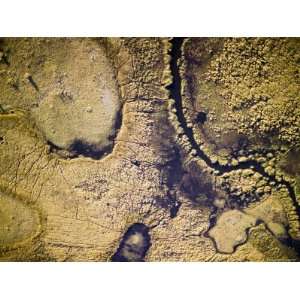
(0, 37, 299, 261)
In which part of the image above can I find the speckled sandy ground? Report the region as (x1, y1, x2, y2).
(0, 38, 299, 261)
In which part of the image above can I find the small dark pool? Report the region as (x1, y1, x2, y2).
(111, 223, 151, 262)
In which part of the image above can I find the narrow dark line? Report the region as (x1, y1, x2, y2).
(167, 37, 300, 255)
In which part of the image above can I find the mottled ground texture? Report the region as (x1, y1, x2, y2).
(0, 37, 299, 261)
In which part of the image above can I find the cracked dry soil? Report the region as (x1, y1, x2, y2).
(0, 37, 300, 261)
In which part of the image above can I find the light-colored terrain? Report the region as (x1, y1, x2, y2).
(0, 38, 299, 261)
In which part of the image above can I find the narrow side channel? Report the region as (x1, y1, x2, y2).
(167, 37, 300, 255)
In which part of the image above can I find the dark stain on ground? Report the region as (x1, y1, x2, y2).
(195, 111, 207, 124)
(47, 140, 109, 159)
(179, 161, 215, 201)
(111, 223, 151, 262)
